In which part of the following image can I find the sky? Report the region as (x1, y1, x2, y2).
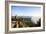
(11, 6, 41, 17)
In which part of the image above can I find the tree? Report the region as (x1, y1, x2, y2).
(36, 18, 41, 26)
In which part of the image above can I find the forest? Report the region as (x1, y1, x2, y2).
(11, 16, 41, 28)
